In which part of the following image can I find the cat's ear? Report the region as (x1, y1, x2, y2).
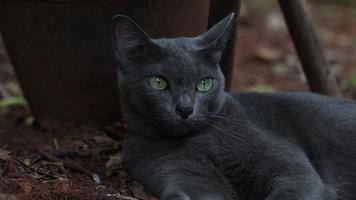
(112, 15, 153, 64)
(196, 13, 235, 64)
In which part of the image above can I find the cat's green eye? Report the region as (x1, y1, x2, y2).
(196, 78, 213, 92)
(148, 77, 168, 91)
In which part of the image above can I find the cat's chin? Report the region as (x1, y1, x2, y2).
(160, 124, 203, 139)
(161, 131, 202, 139)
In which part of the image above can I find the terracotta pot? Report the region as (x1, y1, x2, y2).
(0, 0, 209, 125)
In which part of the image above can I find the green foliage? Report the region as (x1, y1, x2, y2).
(24, 116, 34, 125)
(0, 96, 28, 108)
(343, 74, 356, 88)
(0, 96, 34, 125)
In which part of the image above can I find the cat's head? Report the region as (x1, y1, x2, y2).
(112, 13, 235, 138)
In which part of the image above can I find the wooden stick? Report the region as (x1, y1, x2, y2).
(208, 0, 241, 91)
(278, 0, 340, 96)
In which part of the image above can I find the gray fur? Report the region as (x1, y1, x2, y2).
(112, 13, 356, 200)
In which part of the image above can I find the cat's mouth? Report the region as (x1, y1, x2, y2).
(159, 118, 204, 138)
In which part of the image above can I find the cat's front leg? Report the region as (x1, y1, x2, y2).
(161, 187, 227, 200)
(266, 175, 336, 200)
(265, 165, 337, 200)
(147, 164, 239, 200)
(160, 176, 238, 200)
(125, 149, 239, 200)
(162, 191, 227, 200)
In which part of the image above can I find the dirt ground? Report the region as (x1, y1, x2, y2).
(0, 1, 356, 200)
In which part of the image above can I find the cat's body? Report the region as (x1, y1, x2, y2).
(123, 92, 356, 200)
(112, 13, 356, 199)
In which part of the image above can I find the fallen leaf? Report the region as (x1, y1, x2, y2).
(23, 158, 31, 166)
(129, 181, 149, 199)
(105, 153, 123, 178)
(255, 46, 284, 62)
(0, 148, 11, 160)
(93, 135, 113, 145)
(0, 193, 17, 200)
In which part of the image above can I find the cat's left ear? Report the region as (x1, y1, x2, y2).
(196, 13, 235, 64)
(112, 15, 153, 65)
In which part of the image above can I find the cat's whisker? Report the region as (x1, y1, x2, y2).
(204, 115, 245, 130)
(207, 122, 243, 143)
(207, 112, 246, 122)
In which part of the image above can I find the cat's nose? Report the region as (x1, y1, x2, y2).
(175, 105, 193, 119)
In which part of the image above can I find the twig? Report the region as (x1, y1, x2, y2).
(30, 155, 41, 166)
(51, 147, 118, 159)
(37, 149, 100, 183)
(42, 161, 68, 174)
(33, 168, 52, 179)
(53, 138, 60, 151)
(106, 194, 140, 200)
(12, 157, 59, 180)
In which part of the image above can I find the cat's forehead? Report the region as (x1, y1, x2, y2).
(151, 38, 208, 75)
(154, 37, 197, 58)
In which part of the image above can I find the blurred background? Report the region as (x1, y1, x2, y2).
(232, 0, 356, 97)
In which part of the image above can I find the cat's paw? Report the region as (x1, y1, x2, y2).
(161, 191, 190, 200)
(161, 190, 226, 200)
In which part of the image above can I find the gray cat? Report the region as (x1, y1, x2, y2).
(112, 13, 356, 200)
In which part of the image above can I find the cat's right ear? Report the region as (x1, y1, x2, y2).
(195, 13, 235, 64)
(112, 15, 152, 65)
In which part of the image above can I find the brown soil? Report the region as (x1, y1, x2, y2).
(0, 119, 157, 200)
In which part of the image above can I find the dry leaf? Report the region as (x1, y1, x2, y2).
(105, 153, 123, 178)
(0, 148, 11, 160)
(0, 193, 17, 200)
(255, 46, 283, 62)
(23, 158, 31, 166)
(129, 181, 149, 199)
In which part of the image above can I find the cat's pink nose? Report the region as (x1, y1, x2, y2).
(175, 105, 193, 119)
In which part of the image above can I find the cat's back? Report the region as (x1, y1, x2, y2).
(232, 91, 356, 198)
(234, 91, 356, 131)
(233, 91, 356, 147)
(234, 91, 356, 113)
